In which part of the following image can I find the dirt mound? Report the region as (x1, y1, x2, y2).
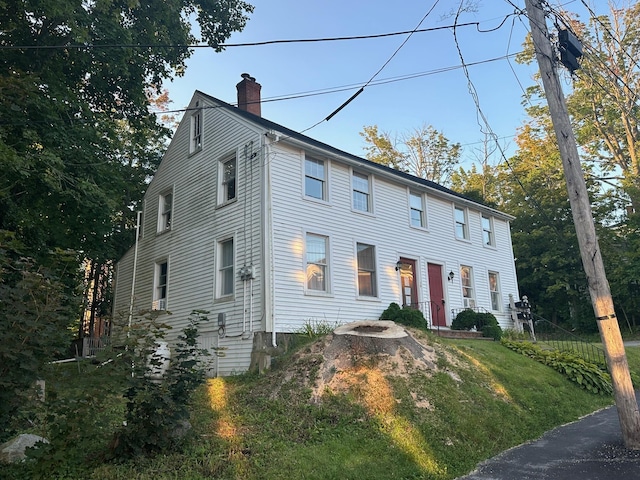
(274, 321, 458, 407)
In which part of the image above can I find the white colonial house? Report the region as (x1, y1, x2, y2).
(113, 74, 520, 376)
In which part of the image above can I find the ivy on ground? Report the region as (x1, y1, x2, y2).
(501, 339, 612, 395)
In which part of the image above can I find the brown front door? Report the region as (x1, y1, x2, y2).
(399, 258, 418, 308)
(428, 263, 446, 327)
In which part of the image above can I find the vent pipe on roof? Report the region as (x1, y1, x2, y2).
(236, 73, 262, 117)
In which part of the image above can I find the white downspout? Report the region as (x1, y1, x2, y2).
(263, 135, 277, 347)
(127, 210, 142, 333)
(250, 277, 254, 332)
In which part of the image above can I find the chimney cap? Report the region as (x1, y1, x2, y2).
(241, 73, 251, 80)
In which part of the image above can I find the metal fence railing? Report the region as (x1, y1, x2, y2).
(531, 314, 606, 367)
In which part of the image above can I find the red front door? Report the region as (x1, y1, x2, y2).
(399, 258, 418, 308)
(428, 263, 446, 327)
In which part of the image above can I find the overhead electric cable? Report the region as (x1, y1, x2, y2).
(1, 20, 494, 51)
(455, 0, 560, 231)
(303, 0, 443, 133)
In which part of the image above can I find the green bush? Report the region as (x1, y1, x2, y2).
(502, 339, 612, 395)
(452, 310, 501, 337)
(109, 310, 212, 458)
(380, 303, 426, 329)
(482, 325, 503, 341)
(451, 309, 477, 330)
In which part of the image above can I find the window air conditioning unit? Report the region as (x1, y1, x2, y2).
(152, 299, 167, 311)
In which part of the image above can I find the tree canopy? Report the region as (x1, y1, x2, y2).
(360, 123, 461, 185)
(0, 0, 253, 434)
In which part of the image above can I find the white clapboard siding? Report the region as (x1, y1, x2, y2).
(267, 140, 519, 330)
(114, 89, 521, 377)
(113, 93, 265, 369)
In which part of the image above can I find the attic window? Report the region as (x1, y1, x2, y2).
(190, 102, 202, 153)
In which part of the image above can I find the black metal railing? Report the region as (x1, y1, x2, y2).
(532, 314, 606, 367)
(403, 301, 446, 330)
(450, 306, 491, 319)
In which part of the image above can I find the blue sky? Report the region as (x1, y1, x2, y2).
(165, 0, 601, 168)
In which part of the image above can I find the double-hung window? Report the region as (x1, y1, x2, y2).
(305, 156, 327, 200)
(482, 215, 494, 246)
(306, 233, 328, 292)
(153, 260, 168, 310)
(190, 102, 202, 153)
(357, 243, 377, 297)
(460, 265, 476, 308)
(410, 192, 426, 228)
(454, 206, 469, 240)
(488, 271, 501, 311)
(217, 238, 234, 298)
(352, 171, 371, 212)
(219, 154, 237, 204)
(158, 191, 173, 232)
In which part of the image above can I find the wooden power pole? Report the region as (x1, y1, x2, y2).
(524, 0, 640, 449)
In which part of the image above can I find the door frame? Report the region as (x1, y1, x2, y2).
(427, 262, 447, 327)
(398, 257, 418, 308)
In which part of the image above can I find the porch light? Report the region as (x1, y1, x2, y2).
(448, 270, 455, 282)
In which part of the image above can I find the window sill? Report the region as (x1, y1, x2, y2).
(215, 295, 235, 303)
(351, 208, 375, 217)
(454, 236, 472, 244)
(156, 228, 172, 236)
(482, 243, 497, 250)
(216, 198, 238, 209)
(305, 290, 334, 298)
(356, 295, 381, 303)
(188, 146, 202, 158)
(303, 195, 331, 206)
(409, 224, 429, 232)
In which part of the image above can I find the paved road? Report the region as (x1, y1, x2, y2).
(457, 351, 640, 480)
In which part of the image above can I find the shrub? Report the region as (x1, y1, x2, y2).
(451, 309, 477, 330)
(482, 325, 503, 341)
(380, 303, 426, 329)
(109, 310, 212, 458)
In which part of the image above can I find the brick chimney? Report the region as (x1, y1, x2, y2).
(236, 73, 261, 116)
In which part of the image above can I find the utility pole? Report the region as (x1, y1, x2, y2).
(524, 0, 640, 449)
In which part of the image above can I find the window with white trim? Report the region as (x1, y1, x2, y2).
(410, 191, 426, 228)
(158, 191, 172, 232)
(190, 102, 202, 153)
(488, 271, 501, 311)
(352, 171, 371, 212)
(305, 156, 327, 200)
(460, 265, 476, 308)
(219, 154, 237, 204)
(454, 206, 469, 240)
(153, 260, 168, 310)
(357, 243, 377, 297)
(217, 238, 234, 298)
(306, 233, 328, 292)
(482, 215, 494, 246)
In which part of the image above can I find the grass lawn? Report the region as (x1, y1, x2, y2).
(4, 332, 626, 480)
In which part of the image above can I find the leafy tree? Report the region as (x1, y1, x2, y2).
(510, 3, 640, 331)
(360, 125, 407, 170)
(360, 123, 461, 185)
(0, 0, 253, 425)
(0, 232, 77, 437)
(497, 121, 599, 330)
(404, 124, 461, 185)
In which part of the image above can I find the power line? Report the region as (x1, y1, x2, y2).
(454, 0, 561, 231)
(1, 20, 492, 51)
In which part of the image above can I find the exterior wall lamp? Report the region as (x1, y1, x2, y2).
(448, 270, 455, 282)
(395, 261, 402, 271)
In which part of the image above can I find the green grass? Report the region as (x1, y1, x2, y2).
(4, 335, 625, 480)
